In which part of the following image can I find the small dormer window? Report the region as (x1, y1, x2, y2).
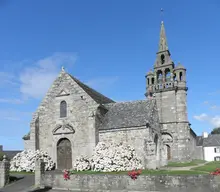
(161, 54, 165, 64)
(60, 101, 67, 118)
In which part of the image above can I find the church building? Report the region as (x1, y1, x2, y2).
(23, 21, 200, 170)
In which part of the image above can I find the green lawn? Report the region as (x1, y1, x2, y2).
(191, 161, 220, 172)
(69, 169, 208, 175)
(10, 171, 34, 174)
(167, 159, 207, 167)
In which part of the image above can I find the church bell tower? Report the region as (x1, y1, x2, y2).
(145, 21, 191, 162)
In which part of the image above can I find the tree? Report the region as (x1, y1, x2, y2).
(211, 127, 220, 134)
(22, 131, 30, 140)
(0, 152, 8, 161)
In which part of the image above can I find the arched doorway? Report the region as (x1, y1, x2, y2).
(166, 144, 171, 160)
(154, 134, 159, 155)
(154, 134, 160, 165)
(57, 138, 72, 169)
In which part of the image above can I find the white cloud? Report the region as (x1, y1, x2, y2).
(86, 76, 119, 90)
(210, 116, 220, 127)
(0, 72, 19, 86)
(19, 52, 77, 99)
(0, 98, 24, 104)
(2, 52, 118, 102)
(210, 105, 220, 110)
(193, 113, 209, 121)
(0, 109, 30, 122)
(208, 90, 220, 96)
(3, 117, 21, 121)
(193, 113, 220, 127)
(203, 101, 209, 105)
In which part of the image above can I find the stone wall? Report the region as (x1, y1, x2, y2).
(193, 146, 204, 160)
(99, 126, 167, 169)
(0, 156, 10, 188)
(29, 71, 100, 168)
(41, 171, 220, 192)
(155, 90, 191, 162)
(23, 140, 32, 150)
(35, 159, 45, 188)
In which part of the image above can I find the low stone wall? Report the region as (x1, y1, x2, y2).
(41, 171, 220, 192)
(0, 156, 10, 188)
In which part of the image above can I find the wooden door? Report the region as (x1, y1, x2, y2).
(57, 138, 72, 169)
(166, 145, 171, 160)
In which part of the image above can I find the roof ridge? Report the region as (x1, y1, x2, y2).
(110, 99, 155, 105)
(67, 73, 115, 104)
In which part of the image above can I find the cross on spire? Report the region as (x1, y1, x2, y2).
(160, 8, 164, 22)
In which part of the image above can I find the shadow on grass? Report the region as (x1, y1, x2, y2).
(9, 175, 24, 183)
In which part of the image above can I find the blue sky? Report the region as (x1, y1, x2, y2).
(0, 0, 220, 150)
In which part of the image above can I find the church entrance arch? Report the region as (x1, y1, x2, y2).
(57, 138, 72, 170)
(166, 144, 171, 160)
(162, 132, 173, 161)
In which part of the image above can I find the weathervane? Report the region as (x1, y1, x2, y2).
(160, 8, 164, 23)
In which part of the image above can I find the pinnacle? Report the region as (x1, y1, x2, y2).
(158, 21, 168, 52)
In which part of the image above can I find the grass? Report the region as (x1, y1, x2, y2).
(191, 161, 220, 172)
(10, 171, 34, 174)
(141, 170, 207, 175)
(69, 169, 208, 175)
(167, 159, 207, 167)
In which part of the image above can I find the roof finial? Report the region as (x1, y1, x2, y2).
(61, 66, 65, 72)
(158, 9, 168, 52)
(160, 8, 164, 23)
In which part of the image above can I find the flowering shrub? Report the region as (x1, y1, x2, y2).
(128, 169, 142, 180)
(73, 142, 143, 172)
(10, 150, 55, 172)
(210, 168, 220, 176)
(63, 169, 71, 180)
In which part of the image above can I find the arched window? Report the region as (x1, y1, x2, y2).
(147, 78, 150, 85)
(152, 77, 155, 84)
(165, 68, 171, 82)
(157, 70, 163, 83)
(173, 73, 177, 81)
(60, 101, 67, 118)
(154, 134, 158, 155)
(161, 54, 165, 64)
(179, 72, 183, 81)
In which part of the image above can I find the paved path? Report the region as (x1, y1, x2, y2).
(0, 173, 34, 192)
(0, 173, 82, 192)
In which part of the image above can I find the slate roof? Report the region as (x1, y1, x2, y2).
(0, 145, 21, 160)
(203, 134, 220, 147)
(174, 63, 185, 70)
(68, 74, 115, 104)
(3, 150, 22, 160)
(196, 136, 204, 146)
(99, 99, 157, 130)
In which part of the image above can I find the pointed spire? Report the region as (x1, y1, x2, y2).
(158, 21, 168, 52)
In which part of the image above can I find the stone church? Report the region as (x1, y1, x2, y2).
(23, 21, 200, 170)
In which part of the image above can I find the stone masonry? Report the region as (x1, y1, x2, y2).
(145, 21, 196, 162)
(24, 20, 199, 171)
(40, 171, 220, 192)
(0, 155, 10, 188)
